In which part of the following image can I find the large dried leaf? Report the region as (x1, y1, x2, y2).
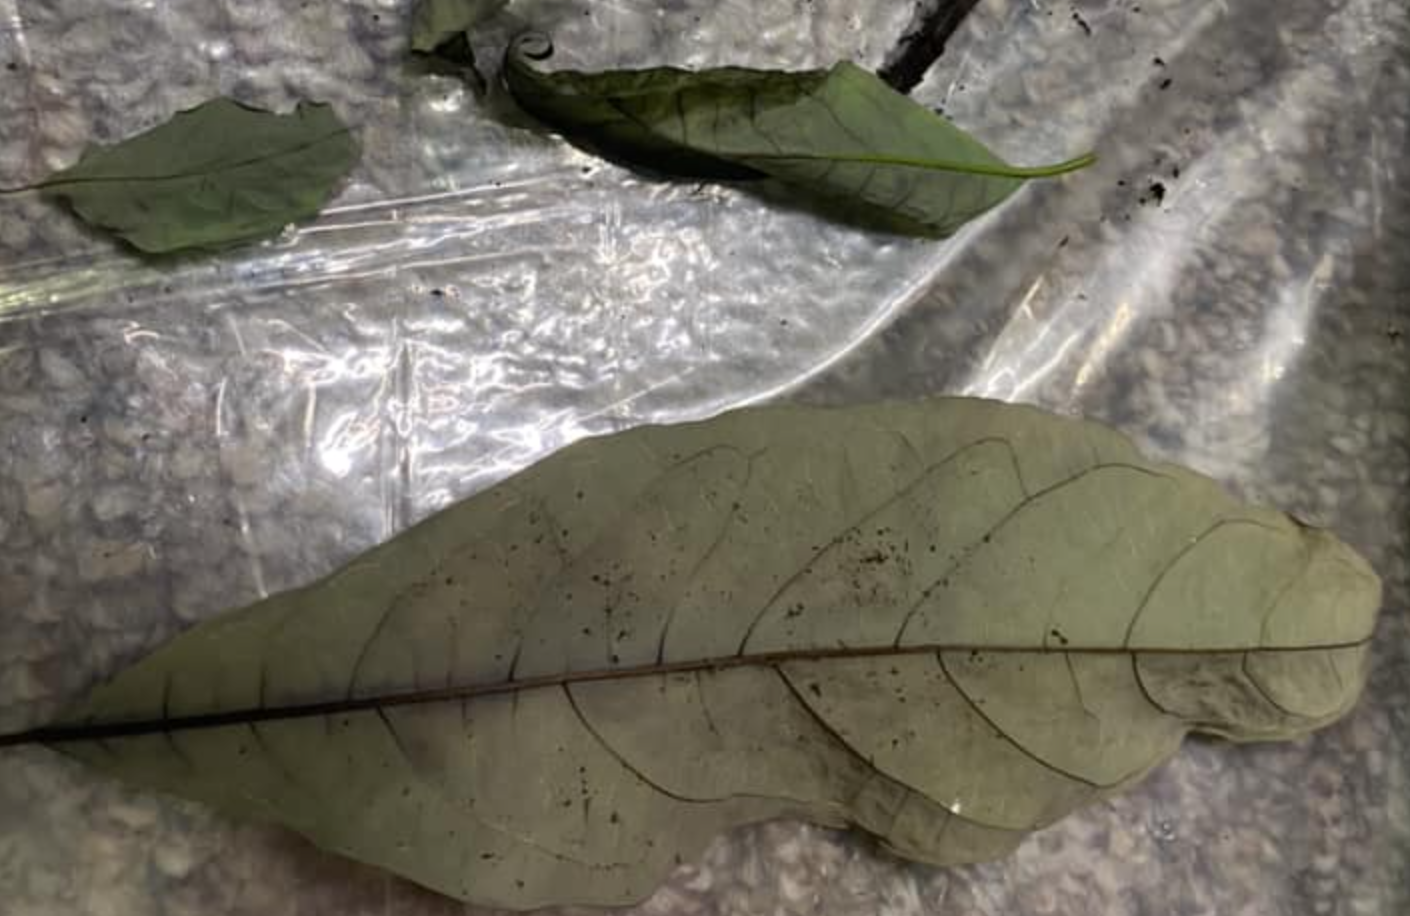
(502, 34, 1095, 235)
(2, 398, 1381, 908)
(37, 98, 358, 254)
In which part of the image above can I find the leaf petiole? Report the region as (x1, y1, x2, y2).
(0, 181, 46, 196)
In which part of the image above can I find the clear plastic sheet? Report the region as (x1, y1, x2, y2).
(1, 1, 1406, 914)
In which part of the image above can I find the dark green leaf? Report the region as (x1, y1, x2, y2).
(409, 0, 507, 81)
(503, 34, 1096, 234)
(0, 397, 1381, 908)
(410, 0, 506, 53)
(37, 98, 358, 254)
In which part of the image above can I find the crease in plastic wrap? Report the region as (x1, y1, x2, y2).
(0, 1, 1406, 914)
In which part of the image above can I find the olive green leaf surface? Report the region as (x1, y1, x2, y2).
(2, 398, 1381, 908)
(31, 97, 358, 254)
(502, 34, 1095, 235)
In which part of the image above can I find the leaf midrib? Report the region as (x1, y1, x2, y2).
(0, 127, 353, 196)
(0, 636, 1369, 748)
(735, 150, 1097, 180)
(598, 92, 1095, 181)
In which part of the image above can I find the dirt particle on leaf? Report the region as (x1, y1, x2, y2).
(1070, 7, 1092, 35)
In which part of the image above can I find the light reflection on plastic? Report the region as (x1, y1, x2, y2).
(120, 323, 160, 345)
(1250, 250, 1330, 389)
(318, 409, 380, 479)
(199, 39, 231, 61)
(1073, 301, 1134, 392)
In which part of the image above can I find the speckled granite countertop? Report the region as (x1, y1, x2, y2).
(0, 1, 1406, 914)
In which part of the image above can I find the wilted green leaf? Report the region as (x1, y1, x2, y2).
(36, 98, 358, 254)
(0, 398, 1381, 908)
(503, 34, 1095, 235)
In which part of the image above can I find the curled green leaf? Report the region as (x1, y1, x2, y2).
(503, 34, 1095, 235)
(32, 97, 358, 254)
(0, 398, 1381, 908)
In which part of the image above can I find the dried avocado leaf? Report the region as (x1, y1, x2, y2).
(503, 34, 1095, 235)
(33, 97, 358, 254)
(0, 397, 1381, 908)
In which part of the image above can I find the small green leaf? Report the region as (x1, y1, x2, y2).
(37, 98, 358, 254)
(0, 398, 1381, 909)
(503, 34, 1095, 235)
(410, 0, 507, 55)
(409, 0, 507, 86)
